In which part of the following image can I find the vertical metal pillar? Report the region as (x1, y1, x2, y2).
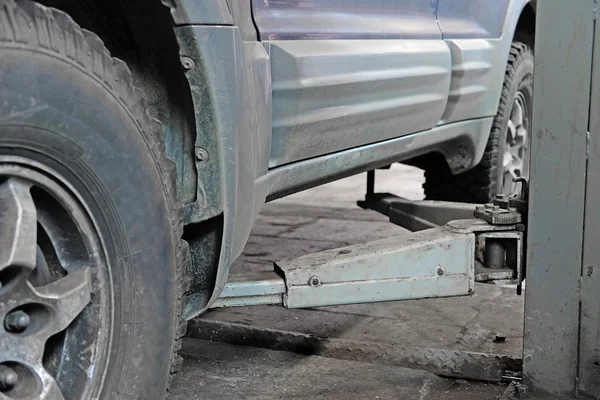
(579, 3, 600, 398)
(366, 170, 375, 196)
(523, 0, 595, 396)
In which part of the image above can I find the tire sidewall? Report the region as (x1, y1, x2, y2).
(494, 47, 534, 196)
(0, 47, 177, 398)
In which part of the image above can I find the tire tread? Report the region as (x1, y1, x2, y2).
(0, 0, 188, 396)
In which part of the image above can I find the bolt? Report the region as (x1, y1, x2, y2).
(437, 267, 444, 276)
(0, 365, 18, 391)
(493, 194, 510, 209)
(484, 203, 494, 209)
(180, 56, 195, 71)
(494, 333, 507, 342)
(4, 310, 30, 333)
(308, 276, 321, 287)
(195, 148, 209, 162)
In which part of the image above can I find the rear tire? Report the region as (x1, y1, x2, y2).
(0, 1, 188, 398)
(423, 42, 534, 203)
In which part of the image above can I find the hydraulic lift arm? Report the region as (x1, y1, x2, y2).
(213, 182, 526, 309)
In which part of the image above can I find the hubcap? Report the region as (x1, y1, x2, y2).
(501, 91, 530, 195)
(0, 159, 109, 400)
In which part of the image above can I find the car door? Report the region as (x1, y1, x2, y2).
(252, 0, 453, 168)
(436, 0, 510, 39)
(435, 0, 512, 124)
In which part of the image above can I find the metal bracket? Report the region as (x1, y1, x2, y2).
(474, 203, 521, 225)
(210, 271, 285, 308)
(358, 192, 478, 231)
(475, 231, 524, 286)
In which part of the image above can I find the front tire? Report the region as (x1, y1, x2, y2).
(0, 1, 188, 398)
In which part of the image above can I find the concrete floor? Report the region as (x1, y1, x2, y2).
(170, 165, 525, 399)
(171, 339, 507, 400)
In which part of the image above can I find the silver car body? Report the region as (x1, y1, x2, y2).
(166, 0, 534, 317)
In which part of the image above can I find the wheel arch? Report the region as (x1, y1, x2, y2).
(515, 0, 536, 49)
(35, 0, 230, 315)
(37, 0, 198, 207)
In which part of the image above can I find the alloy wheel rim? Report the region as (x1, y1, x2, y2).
(0, 157, 110, 400)
(501, 91, 530, 196)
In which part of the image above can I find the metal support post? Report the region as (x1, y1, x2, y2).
(578, 1, 600, 397)
(366, 170, 375, 196)
(523, 0, 595, 396)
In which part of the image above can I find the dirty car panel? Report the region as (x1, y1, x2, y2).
(166, 0, 533, 317)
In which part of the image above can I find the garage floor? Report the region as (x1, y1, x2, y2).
(170, 165, 525, 399)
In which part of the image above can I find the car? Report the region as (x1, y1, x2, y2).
(0, 0, 535, 398)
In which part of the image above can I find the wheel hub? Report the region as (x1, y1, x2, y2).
(0, 160, 108, 400)
(501, 91, 530, 195)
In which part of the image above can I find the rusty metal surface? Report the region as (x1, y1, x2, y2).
(188, 319, 522, 382)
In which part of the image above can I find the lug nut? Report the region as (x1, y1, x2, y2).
(4, 310, 30, 333)
(0, 365, 18, 391)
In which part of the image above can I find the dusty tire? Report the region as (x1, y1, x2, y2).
(0, 1, 188, 399)
(424, 42, 534, 203)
